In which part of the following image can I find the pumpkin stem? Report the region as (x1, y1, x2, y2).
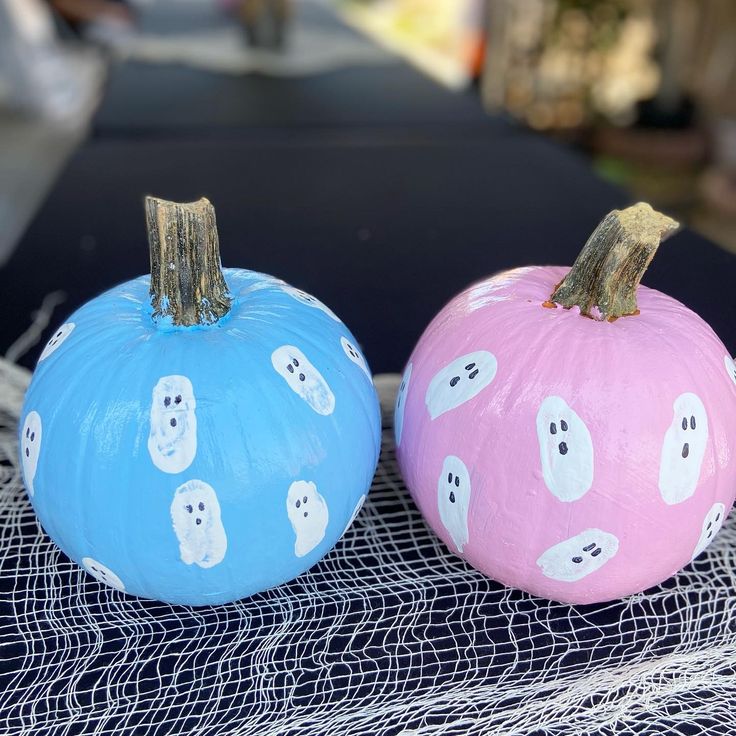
(549, 202, 680, 321)
(146, 196, 232, 327)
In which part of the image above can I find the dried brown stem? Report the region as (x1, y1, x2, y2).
(146, 196, 231, 327)
(550, 202, 680, 321)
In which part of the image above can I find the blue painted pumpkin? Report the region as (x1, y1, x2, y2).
(19, 198, 381, 606)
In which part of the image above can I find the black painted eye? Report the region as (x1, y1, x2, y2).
(296, 500, 301, 508)
(287, 364, 294, 373)
(465, 363, 476, 370)
(400, 381, 405, 391)
(447, 473, 453, 483)
(558, 442, 568, 455)
(560, 419, 568, 432)
(716, 513, 721, 521)
(299, 373, 306, 381)
(550, 422, 557, 435)
(583, 543, 595, 552)
(468, 369, 479, 380)
(682, 417, 688, 431)
(449, 376, 460, 387)
(591, 548, 602, 557)
(198, 502, 204, 511)
(303, 496, 308, 503)
(170, 418, 177, 427)
(690, 415, 696, 430)
(25, 428, 30, 438)
(186, 504, 193, 513)
(572, 556, 583, 564)
(449, 491, 456, 503)
(164, 396, 171, 407)
(707, 522, 712, 530)
(56, 331, 62, 337)
(175, 395, 182, 405)
(30, 432, 35, 442)
(293, 358, 300, 367)
(682, 443, 689, 459)
(195, 518, 202, 525)
(454, 476, 460, 487)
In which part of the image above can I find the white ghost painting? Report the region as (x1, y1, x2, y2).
(39, 322, 75, 362)
(692, 502, 726, 560)
(536, 396, 594, 502)
(280, 285, 341, 322)
(82, 557, 126, 591)
(340, 336, 372, 380)
(438, 455, 471, 553)
(658, 392, 709, 505)
(341, 494, 367, 537)
(394, 362, 412, 448)
(425, 351, 497, 420)
(537, 529, 619, 583)
(148, 375, 197, 474)
(725, 355, 736, 388)
(287, 480, 329, 557)
(272, 345, 335, 416)
(20, 411, 42, 496)
(171, 480, 227, 568)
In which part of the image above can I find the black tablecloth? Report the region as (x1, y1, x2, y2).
(3, 126, 735, 373)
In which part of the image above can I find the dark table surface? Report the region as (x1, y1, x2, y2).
(4, 125, 736, 373)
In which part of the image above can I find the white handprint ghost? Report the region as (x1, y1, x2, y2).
(438, 455, 471, 553)
(536, 396, 594, 502)
(148, 375, 197, 474)
(280, 285, 341, 322)
(658, 392, 708, 505)
(287, 480, 329, 557)
(272, 346, 335, 415)
(171, 480, 227, 568)
(691, 502, 726, 559)
(39, 322, 75, 362)
(425, 351, 497, 420)
(394, 363, 412, 447)
(537, 529, 619, 583)
(82, 557, 126, 591)
(20, 411, 42, 496)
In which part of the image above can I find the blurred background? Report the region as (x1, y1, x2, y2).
(1, 0, 736, 369)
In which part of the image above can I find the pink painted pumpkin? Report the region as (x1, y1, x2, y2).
(395, 204, 736, 604)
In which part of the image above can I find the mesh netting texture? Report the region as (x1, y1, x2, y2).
(2, 364, 736, 736)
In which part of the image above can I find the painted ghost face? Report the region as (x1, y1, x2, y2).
(425, 351, 497, 420)
(148, 375, 197, 474)
(170, 480, 227, 569)
(342, 494, 366, 537)
(280, 285, 341, 322)
(286, 480, 329, 557)
(725, 355, 736, 388)
(659, 393, 708, 505)
(272, 346, 335, 416)
(82, 557, 126, 591)
(340, 336, 371, 380)
(537, 529, 619, 583)
(437, 455, 471, 553)
(536, 396, 594, 502)
(20, 411, 42, 496)
(39, 322, 75, 362)
(394, 363, 412, 447)
(692, 502, 726, 560)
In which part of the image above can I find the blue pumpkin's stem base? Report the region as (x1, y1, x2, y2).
(146, 196, 232, 328)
